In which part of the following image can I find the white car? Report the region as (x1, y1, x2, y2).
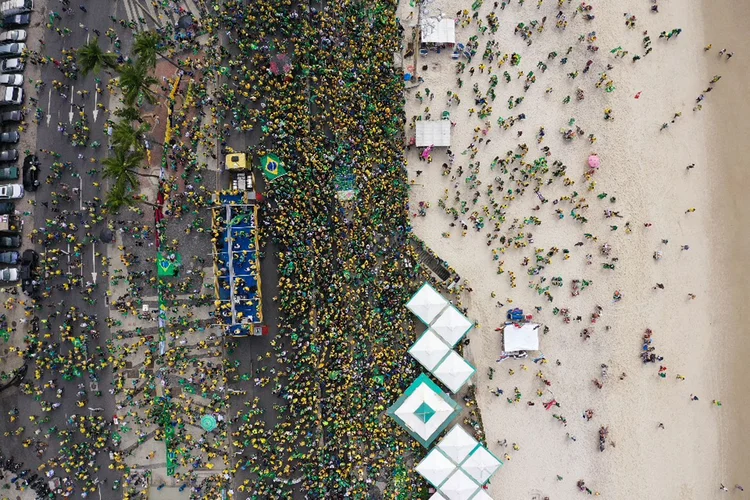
(0, 0, 31, 15)
(0, 267, 18, 282)
(0, 183, 22, 199)
(0, 57, 22, 72)
(0, 30, 25, 44)
(0, 74, 21, 86)
(0, 85, 21, 105)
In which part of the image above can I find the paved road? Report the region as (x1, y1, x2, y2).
(0, 1, 128, 495)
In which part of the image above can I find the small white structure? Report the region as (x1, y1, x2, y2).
(437, 425, 478, 464)
(461, 446, 503, 484)
(421, 17, 456, 45)
(387, 374, 461, 447)
(440, 469, 480, 500)
(416, 448, 456, 489)
(431, 305, 473, 347)
(420, 425, 502, 500)
(406, 282, 449, 325)
(416, 120, 452, 147)
(503, 323, 540, 352)
(432, 350, 475, 394)
(409, 329, 452, 371)
(470, 490, 493, 500)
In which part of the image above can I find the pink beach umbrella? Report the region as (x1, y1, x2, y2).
(588, 154, 601, 170)
(421, 145, 434, 160)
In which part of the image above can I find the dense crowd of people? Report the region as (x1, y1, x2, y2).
(0, 0, 452, 497)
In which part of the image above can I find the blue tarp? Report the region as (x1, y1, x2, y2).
(214, 203, 262, 334)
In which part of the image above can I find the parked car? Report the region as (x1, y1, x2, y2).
(19, 248, 36, 295)
(0, 131, 18, 143)
(21, 154, 36, 190)
(0, 85, 21, 105)
(0, 232, 19, 248)
(0, 267, 17, 281)
(0, 183, 21, 198)
(1, 14, 30, 28)
(0, 0, 31, 16)
(0, 29, 24, 44)
(0, 250, 17, 264)
(0, 43, 24, 58)
(0, 57, 22, 72)
(0, 165, 17, 180)
(0, 74, 22, 86)
(20, 248, 35, 276)
(0, 110, 20, 123)
(1, 0, 32, 9)
(0, 201, 12, 214)
(0, 149, 17, 162)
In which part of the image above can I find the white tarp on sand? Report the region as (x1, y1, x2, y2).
(416, 120, 452, 147)
(421, 17, 456, 44)
(503, 323, 540, 352)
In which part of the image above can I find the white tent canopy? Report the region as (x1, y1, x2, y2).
(406, 283, 448, 325)
(437, 425, 478, 464)
(429, 492, 449, 500)
(409, 329, 451, 371)
(416, 448, 456, 488)
(469, 489, 493, 500)
(440, 469, 480, 500)
(461, 446, 502, 485)
(421, 17, 456, 44)
(431, 305, 473, 346)
(503, 323, 540, 352)
(388, 374, 460, 447)
(433, 351, 475, 394)
(416, 120, 452, 147)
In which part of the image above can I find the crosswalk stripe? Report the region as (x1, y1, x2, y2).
(121, 0, 140, 32)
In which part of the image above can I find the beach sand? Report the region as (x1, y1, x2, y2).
(400, 0, 750, 498)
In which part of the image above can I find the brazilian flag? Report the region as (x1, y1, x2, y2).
(260, 153, 288, 181)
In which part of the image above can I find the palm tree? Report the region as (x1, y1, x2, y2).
(133, 31, 181, 70)
(118, 61, 159, 107)
(102, 148, 158, 190)
(113, 106, 144, 123)
(112, 121, 154, 152)
(77, 39, 118, 76)
(105, 178, 136, 213)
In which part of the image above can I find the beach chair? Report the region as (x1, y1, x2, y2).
(419, 48, 429, 57)
(451, 52, 460, 60)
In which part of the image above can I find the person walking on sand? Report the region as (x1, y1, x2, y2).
(720, 484, 728, 491)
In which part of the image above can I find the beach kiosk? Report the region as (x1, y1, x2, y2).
(416, 120, 452, 147)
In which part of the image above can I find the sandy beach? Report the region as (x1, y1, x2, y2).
(400, 0, 750, 498)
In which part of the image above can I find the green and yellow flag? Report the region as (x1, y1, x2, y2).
(260, 153, 287, 181)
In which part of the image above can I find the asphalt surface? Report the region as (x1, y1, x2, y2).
(0, 0, 130, 496)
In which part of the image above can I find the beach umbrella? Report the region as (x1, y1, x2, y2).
(201, 415, 217, 432)
(588, 154, 600, 169)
